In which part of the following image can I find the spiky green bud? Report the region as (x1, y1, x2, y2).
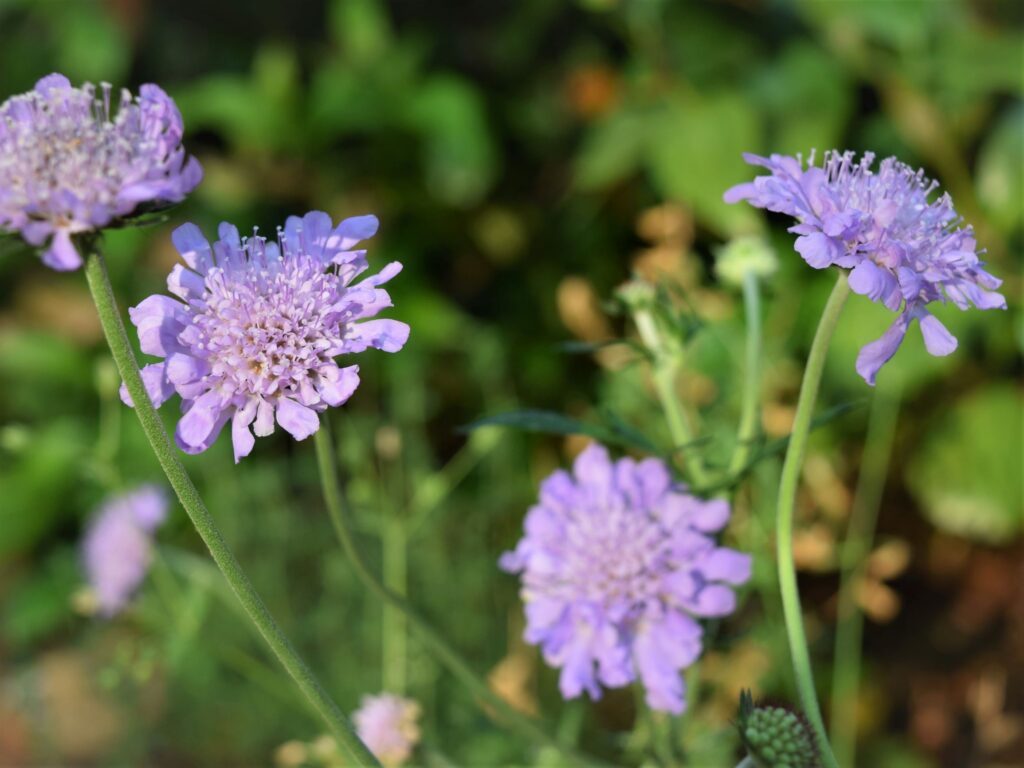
(736, 690, 820, 768)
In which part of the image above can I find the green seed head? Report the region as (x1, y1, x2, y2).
(736, 690, 820, 768)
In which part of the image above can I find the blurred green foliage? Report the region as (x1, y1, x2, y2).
(0, 0, 1020, 766)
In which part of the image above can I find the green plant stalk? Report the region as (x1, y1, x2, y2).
(633, 309, 709, 487)
(633, 306, 713, 732)
(728, 272, 763, 478)
(83, 247, 379, 768)
(776, 272, 850, 768)
(313, 421, 596, 768)
(93, 358, 123, 487)
(830, 384, 901, 767)
(382, 513, 408, 694)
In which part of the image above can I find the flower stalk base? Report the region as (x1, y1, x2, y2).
(775, 272, 851, 768)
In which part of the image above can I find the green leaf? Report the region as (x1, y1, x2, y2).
(645, 92, 761, 235)
(329, 0, 393, 63)
(574, 107, 651, 190)
(752, 42, 853, 156)
(405, 75, 498, 207)
(556, 338, 641, 356)
(0, 330, 93, 416)
(795, 0, 943, 52)
(177, 46, 301, 153)
(462, 409, 659, 454)
(2, 548, 78, 648)
(0, 420, 88, 554)
(48, 2, 130, 83)
(907, 385, 1023, 543)
(977, 105, 1024, 236)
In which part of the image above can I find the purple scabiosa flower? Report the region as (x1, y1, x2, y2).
(500, 443, 752, 714)
(352, 693, 422, 768)
(0, 73, 201, 271)
(724, 151, 1006, 385)
(81, 485, 168, 617)
(120, 211, 409, 461)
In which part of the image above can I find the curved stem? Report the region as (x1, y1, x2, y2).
(313, 421, 595, 768)
(776, 272, 850, 768)
(83, 248, 378, 767)
(830, 384, 901, 767)
(728, 273, 762, 478)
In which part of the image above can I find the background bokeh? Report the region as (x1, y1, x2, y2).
(0, 0, 1020, 766)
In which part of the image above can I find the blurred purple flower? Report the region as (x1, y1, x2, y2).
(0, 73, 201, 271)
(500, 443, 751, 714)
(121, 211, 409, 461)
(724, 151, 1006, 385)
(81, 485, 168, 617)
(353, 693, 422, 767)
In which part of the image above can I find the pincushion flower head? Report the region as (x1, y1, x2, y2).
(724, 151, 1006, 385)
(81, 485, 168, 617)
(0, 73, 201, 271)
(121, 211, 409, 462)
(500, 443, 752, 713)
(352, 693, 422, 768)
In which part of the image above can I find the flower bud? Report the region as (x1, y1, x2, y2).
(714, 236, 778, 288)
(737, 690, 821, 768)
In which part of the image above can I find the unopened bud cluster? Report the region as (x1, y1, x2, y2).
(738, 691, 819, 768)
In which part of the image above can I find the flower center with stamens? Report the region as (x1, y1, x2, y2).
(187, 253, 345, 403)
(0, 84, 147, 211)
(563, 506, 669, 608)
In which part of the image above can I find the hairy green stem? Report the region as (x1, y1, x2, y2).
(728, 273, 763, 478)
(313, 421, 595, 767)
(776, 272, 850, 768)
(83, 247, 378, 767)
(830, 385, 901, 767)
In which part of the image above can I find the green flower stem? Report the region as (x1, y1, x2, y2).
(633, 309, 709, 487)
(776, 271, 850, 768)
(83, 247, 379, 768)
(382, 513, 408, 694)
(633, 305, 713, 729)
(313, 421, 595, 768)
(652, 363, 707, 486)
(728, 272, 763, 478)
(733, 758, 756, 768)
(830, 384, 901, 767)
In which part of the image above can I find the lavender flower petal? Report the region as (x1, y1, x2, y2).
(725, 150, 1006, 385)
(855, 312, 912, 386)
(0, 74, 200, 269)
(352, 693, 422, 768)
(122, 211, 408, 461)
(501, 443, 751, 713)
(81, 486, 168, 617)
